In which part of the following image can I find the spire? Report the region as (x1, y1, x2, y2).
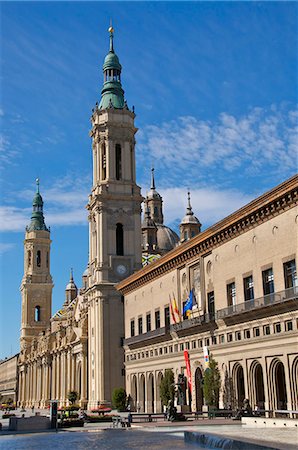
(151, 167, 156, 190)
(186, 190, 194, 216)
(26, 179, 49, 232)
(109, 24, 114, 52)
(64, 268, 78, 306)
(98, 25, 125, 110)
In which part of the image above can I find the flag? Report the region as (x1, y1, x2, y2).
(169, 295, 176, 324)
(172, 293, 181, 323)
(184, 350, 192, 393)
(203, 346, 209, 367)
(169, 294, 181, 323)
(183, 289, 194, 317)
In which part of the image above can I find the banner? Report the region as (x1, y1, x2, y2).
(184, 350, 192, 393)
(203, 346, 209, 367)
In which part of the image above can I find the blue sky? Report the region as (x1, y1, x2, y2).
(0, 1, 297, 359)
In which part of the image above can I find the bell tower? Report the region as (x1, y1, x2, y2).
(87, 27, 142, 407)
(20, 179, 53, 350)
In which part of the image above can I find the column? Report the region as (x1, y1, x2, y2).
(52, 354, 56, 400)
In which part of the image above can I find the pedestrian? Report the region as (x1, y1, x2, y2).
(31, 405, 34, 414)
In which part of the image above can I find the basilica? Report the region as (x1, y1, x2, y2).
(10, 28, 298, 412)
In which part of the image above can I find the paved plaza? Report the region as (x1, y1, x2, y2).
(0, 408, 297, 450)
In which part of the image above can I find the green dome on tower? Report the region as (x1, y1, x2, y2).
(26, 179, 49, 232)
(99, 26, 125, 110)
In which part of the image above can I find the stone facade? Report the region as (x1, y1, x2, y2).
(0, 354, 19, 403)
(118, 176, 298, 413)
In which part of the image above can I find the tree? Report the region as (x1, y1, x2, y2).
(222, 368, 235, 409)
(159, 369, 175, 407)
(67, 391, 78, 405)
(112, 387, 127, 411)
(203, 354, 221, 408)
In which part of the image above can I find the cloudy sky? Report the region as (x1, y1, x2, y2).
(0, 1, 297, 359)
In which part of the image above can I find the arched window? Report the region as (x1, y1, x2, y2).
(115, 144, 122, 180)
(46, 252, 49, 268)
(27, 250, 32, 268)
(184, 231, 188, 241)
(116, 223, 124, 256)
(35, 306, 41, 322)
(36, 250, 41, 267)
(101, 143, 106, 180)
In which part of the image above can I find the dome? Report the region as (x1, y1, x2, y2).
(33, 192, 43, 207)
(83, 268, 89, 277)
(147, 188, 162, 200)
(180, 213, 201, 226)
(156, 224, 179, 253)
(66, 280, 77, 291)
(103, 51, 121, 71)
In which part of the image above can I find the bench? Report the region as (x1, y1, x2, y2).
(130, 413, 166, 423)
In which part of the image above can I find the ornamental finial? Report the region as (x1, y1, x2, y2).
(36, 178, 40, 193)
(108, 21, 114, 52)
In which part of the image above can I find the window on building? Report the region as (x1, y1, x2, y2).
(155, 310, 160, 329)
(164, 306, 170, 328)
(264, 325, 270, 335)
(169, 346, 173, 353)
(185, 342, 190, 350)
(262, 268, 274, 295)
(285, 320, 293, 332)
(180, 343, 184, 351)
(115, 144, 122, 180)
(227, 333, 233, 342)
(219, 334, 225, 344)
(130, 319, 135, 337)
(274, 323, 281, 333)
(244, 275, 254, 301)
(244, 329, 251, 339)
(211, 336, 217, 345)
(155, 349, 158, 356)
(235, 331, 241, 341)
(207, 291, 215, 319)
(150, 350, 153, 357)
(192, 340, 196, 349)
(27, 250, 32, 268)
(174, 344, 178, 352)
(138, 317, 143, 335)
(146, 313, 151, 332)
(164, 347, 168, 354)
(159, 348, 163, 355)
(36, 250, 41, 267)
(34, 306, 41, 322)
(46, 252, 49, 269)
(205, 338, 210, 346)
(199, 339, 203, 347)
(283, 260, 297, 289)
(253, 327, 260, 337)
(227, 282, 236, 307)
(116, 223, 124, 256)
(184, 231, 188, 241)
(101, 143, 106, 180)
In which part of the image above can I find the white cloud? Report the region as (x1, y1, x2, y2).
(161, 187, 253, 227)
(0, 134, 19, 167)
(0, 242, 16, 254)
(138, 105, 298, 180)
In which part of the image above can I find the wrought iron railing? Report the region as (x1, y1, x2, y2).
(124, 326, 166, 346)
(216, 287, 298, 320)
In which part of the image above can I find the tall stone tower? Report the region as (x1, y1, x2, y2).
(20, 179, 53, 350)
(87, 27, 142, 407)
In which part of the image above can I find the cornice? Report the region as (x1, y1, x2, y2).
(117, 175, 298, 295)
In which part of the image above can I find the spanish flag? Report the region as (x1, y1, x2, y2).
(169, 294, 181, 323)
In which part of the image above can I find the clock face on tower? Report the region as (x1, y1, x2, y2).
(116, 264, 127, 276)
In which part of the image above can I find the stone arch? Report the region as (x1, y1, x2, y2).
(139, 373, 145, 412)
(195, 366, 204, 411)
(249, 360, 265, 409)
(232, 363, 245, 408)
(131, 375, 137, 411)
(156, 371, 163, 413)
(269, 358, 287, 410)
(147, 373, 154, 413)
(291, 357, 298, 411)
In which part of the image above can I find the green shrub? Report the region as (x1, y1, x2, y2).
(159, 369, 175, 406)
(112, 387, 127, 411)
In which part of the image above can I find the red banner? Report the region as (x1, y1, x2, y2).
(184, 350, 192, 393)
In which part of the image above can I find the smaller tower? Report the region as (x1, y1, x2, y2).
(142, 200, 158, 254)
(20, 179, 53, 350)
(146, 168, 164, 224)
(179, 191, 201, 242)
(64, 269, 78, 307)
